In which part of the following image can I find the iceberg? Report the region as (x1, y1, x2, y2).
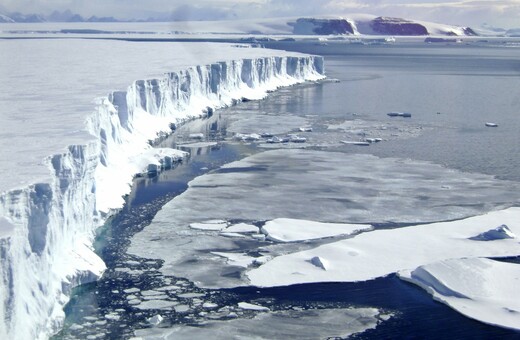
(0, 39, 324, 339)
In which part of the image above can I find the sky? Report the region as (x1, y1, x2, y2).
(0, 0, 519, 28)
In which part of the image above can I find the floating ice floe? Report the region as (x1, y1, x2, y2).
(485, 122, 498, 127)
(190, 220, 229, 231)
(238, 302, 270, 311)
(261, 218, 372, 242)
(189, 133, 205, 139)
(134, 300, 178, 310)
(387, 112, 412, 118)
(223, 223, 259, 234)
(234, 133, 262, 141)
(247, 208, 520, 287)
(398, 257, 520, 330)
(147, 314, 163, 326)
(340, 140, 370, 146)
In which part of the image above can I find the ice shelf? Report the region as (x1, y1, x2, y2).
(0, 38, 324, 340)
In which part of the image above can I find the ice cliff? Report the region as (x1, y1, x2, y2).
(0, 53, 324, 339)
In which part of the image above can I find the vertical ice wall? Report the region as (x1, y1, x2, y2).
(0, 55, 324, 339)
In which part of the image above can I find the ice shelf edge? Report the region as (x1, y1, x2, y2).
(0, 54, 325, 339)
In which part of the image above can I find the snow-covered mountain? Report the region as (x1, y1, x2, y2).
(289, 15, 477, 36)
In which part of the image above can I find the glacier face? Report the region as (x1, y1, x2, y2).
(0, 39, 324, 339)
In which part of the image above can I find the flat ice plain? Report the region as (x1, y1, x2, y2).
(0, 39, 318, 194)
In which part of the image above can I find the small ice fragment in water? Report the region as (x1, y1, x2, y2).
(234, 133, 261, 141)
(123, 288, 140, 294)
(387, 112, 411, 118)
(299, 126, 313, 132)
(223, 223, 258, 234)
(485, 122, 498, 127)
(174, 305, 191, 313)
(190, 220, 228, 231)
(238, 302, 270, 311)
(147, 314, 163, 326)
(341, 141, 370, 146)
(189, 133, 204, 139)
(365, 138, 382, 143)
(203, 302, 219, 309)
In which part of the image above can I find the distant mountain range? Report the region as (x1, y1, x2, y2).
(0, 10, 519, 37)
(0, 10, 120, 23)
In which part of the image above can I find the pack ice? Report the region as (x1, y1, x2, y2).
(0, 38, 324, 339)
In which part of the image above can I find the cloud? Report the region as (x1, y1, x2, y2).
(170, 4, 237, 21)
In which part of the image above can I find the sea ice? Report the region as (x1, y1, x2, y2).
(129, 149, 520, 289)
(398, 257, 520, 330)
(133, 307, 383, 340)
(133, 149, 520, 226)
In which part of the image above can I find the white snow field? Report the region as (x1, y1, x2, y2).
(0, 38, 324, 340)
(399, 257, 520, 331)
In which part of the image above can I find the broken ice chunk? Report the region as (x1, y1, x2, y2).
(190, 220, 228, 231)
(310, 256, 329, 270)
(469, 224, 516, 241)
(147, 314, 163, 326)
(189, 133, 204, 139)
(223, 223, 259, 234)
(238, 302, 270, 311)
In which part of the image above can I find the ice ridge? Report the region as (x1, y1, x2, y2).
(0, 54, 324, 339)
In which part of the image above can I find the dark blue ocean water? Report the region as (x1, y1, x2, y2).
(56, 42, 520, 339)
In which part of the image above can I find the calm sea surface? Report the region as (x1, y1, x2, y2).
(55, 41, 520, 339)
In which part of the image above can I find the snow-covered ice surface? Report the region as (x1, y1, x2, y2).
(133, 307, 383, 340)
(398, 258, 520, 330)
(0, 38, 323, 340)
(247, 208, 520, 286)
